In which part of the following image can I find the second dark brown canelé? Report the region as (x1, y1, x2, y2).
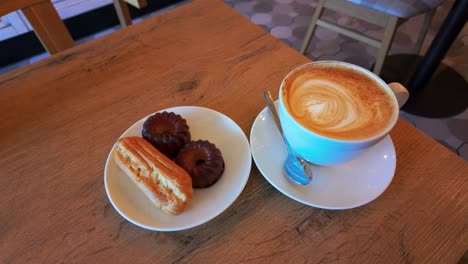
(175, 140, 225, 188)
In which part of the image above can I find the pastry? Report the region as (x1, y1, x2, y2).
(113, 136, 193, 215)
(142, 111, 191, 159)
(175, 140, 224, 188)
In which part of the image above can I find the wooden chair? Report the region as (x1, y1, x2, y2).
(113, 0, 148, 27)
(300, 0, 445, 75)
(0, 0, 73, 54)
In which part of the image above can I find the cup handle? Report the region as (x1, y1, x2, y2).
(388, 82, 409, 108)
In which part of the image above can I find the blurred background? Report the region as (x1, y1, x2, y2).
(1, 0, 466, 160)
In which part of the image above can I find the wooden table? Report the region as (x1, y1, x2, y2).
(1, 0, 467, 263)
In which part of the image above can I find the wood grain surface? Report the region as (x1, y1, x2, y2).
(0, 0, 467, 263)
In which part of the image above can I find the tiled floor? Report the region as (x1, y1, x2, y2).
(1, 0, 467, 160)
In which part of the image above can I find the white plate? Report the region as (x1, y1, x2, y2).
(250, 104, 396, 210)
(104, 106, 252, 231)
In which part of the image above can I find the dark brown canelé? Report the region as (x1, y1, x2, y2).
(175, 140, 225, 188)
(142, 111, 191, 158)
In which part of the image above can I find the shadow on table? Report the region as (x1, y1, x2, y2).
(380, 54, 468, 118)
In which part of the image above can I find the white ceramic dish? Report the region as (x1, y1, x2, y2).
(104, 106, 252, 231)
(250, 103, 396, 210)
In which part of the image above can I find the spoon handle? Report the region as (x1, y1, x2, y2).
(263, 91, 284, 138)
(263, 91, 312, 184)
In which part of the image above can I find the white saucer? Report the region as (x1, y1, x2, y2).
(104, 106, 252, 231)
(250, 104, 396, 210)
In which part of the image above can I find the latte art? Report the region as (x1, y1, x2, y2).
(282, 65, 396, 140)
(291, 79, 372, 131)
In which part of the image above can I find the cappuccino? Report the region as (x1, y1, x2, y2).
(282, 63, 397, 140)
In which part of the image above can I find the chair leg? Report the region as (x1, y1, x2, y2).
(300, 0, 326, 55)
(22, 0, 74, 54)
(414, 9, 435, 54)
(114, 0, 132, 27)
(373, 16, 399, 75)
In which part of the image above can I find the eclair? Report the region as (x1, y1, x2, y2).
(113, 136, 193, 215)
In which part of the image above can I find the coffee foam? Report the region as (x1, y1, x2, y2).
(282, 64, 397, 140)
